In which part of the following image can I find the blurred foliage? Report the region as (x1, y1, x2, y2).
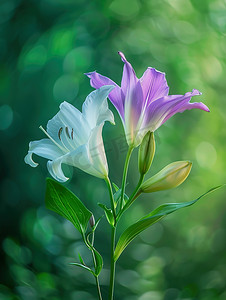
(0, 0, 226, 299)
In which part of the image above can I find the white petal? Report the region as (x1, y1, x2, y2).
(88, 123, 108, 178)
(24, 152, 38, 167)
(82, 85, 115, 128)
(58, 144, 105, 178)
(24, 139, 63, 167)
(46, 113, 64, 142)
(64, 144, 92, 173)
(98, 98, 115, 125)
(47, 101, 90, 147)
(47, 159, 69, 182)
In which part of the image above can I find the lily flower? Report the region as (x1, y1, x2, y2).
(86, 52, 209, 147)
(25, 85, 115, 182)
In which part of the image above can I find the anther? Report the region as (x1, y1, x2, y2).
(71, 128, 74, 140)
(58, 127, 63, 140)
(65, 127, 70, 139)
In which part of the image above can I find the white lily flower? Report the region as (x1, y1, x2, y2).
(25, 85, 115, 182)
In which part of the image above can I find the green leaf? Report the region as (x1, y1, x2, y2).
(112, 182, 119, 192)
(71, 248, 103, 277)
(78, 253, 85, 265)
(74, 244, 103, 277)
(93, 247, 103, 276)
(45, 178, 92, 235)
(98, 203, 114, 226)
(70, 263, 95, 276)
(114, 189, 129, 207)
(92, 216, 102, 232)
(114, 185, 224, 261)
(113, 189, 121, 203)
(85, 231, 103, 277)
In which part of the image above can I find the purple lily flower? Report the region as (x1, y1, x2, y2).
(86, 52, 209, 147)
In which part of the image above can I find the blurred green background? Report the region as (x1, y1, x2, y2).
(0, 0, 226, 299)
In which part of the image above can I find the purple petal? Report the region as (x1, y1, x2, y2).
(118, 52, 138, 96)
(118, 52, 144, 124)
(124, 80, 144, 144)
(161, 89, 209, 124)
(142, 89, 209, 131)
(85, 71, 125, 119)
(140, 67, 169, 104)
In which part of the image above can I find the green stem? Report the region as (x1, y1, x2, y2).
(119, 146, 134, 211)
(117, 174, 144, 221)
(108, 226, 116, 300)
(105, 177, 117, 222)
(90, 233, 103, 300)
(104, 177, 117, 300)
(95, 276, 103, 300)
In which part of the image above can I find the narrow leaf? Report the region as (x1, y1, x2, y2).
(114, 189, 129, 207)
(78, 253, 85, 265)
(114, 185, 224, 261)
(112, 182, 119, 192)
(70, 263, 95, 276)
(93, 247, 103, 276)
(113, 189, 121, 203)
(85, 233, 103, 277)
(92, 216, 102, 232)
(98, 203, 114, 226)
(45, 178, 92, 235)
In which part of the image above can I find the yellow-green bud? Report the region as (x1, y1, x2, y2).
(138, 131, 155, 175)
(140, 161, 192, 193)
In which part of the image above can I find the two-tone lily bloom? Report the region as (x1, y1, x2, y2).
(25, 85, 115, 182)
(86, 52, 209, 147)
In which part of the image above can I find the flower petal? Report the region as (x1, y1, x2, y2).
(47, 144, 92, 182)
(24, 139, 63, 167)
(118, 52, 138, 97)
(47, 101, 90, 147)
(49, 140, 106, 180)
(85, 71, 124, 119)
(88, 123, 108, 178)
(124, 80, 144, 146)
(62, 124, 108, 178)
(142, 89, 209, 132)
(82, 85, 115, 128)
(140, 67, 169, 104)
(48, 122, 110, 180)
(47, 159, 69, 182)
(118, 52, 145, 145)
(24, 152, 38, 167)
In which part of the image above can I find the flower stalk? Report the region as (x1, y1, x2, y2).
(109, 226, 116, 300)
(91, 232, 103, 300)
(117, 174, 144, 221)
(119, 146, 134, 211)
(105, 177, 117, 300)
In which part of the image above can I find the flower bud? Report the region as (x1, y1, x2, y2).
(89, 215, 95, 228)
(138, 131, 155, 175)
(140, 161, 192, 193)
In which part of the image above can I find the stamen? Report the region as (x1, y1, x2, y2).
(39, 126, 67, 153)
(58, 127, 63, 140)
(71, 128, 74, 140)
(65, 127, 70, 139)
